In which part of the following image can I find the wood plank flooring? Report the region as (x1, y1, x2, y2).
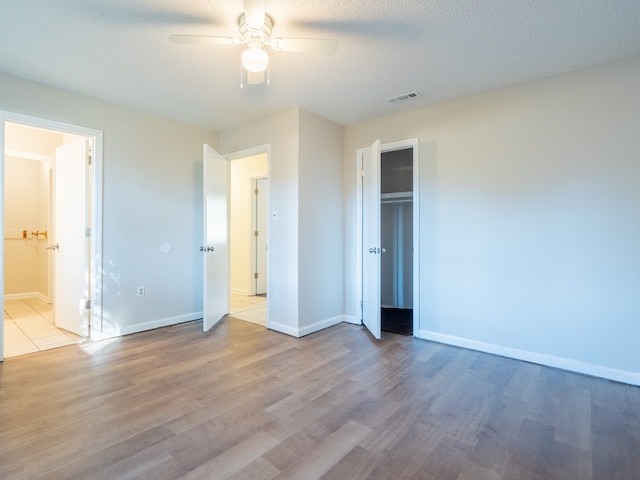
(0, 318, 638, 479)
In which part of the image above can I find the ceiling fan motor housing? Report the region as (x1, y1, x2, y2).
(239, 13, 273, 47)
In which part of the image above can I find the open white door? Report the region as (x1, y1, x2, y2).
(53, 139, 89, 336)
(203, 144, 229, 332)
(255, 177, 268, 295)
(362, 140, 382, 339)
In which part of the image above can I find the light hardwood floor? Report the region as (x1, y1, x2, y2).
(0, 318, 638, 479)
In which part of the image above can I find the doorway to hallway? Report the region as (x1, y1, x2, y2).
(229, 154, 268, 327)
(229, 293, 267, 326)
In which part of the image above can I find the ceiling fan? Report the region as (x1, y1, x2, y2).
(169, 0, 338, 86)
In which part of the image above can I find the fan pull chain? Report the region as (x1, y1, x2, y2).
(240, 63, 244, 88)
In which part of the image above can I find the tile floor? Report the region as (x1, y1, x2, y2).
(3, 297, 83, 358)
(229, 293, 267, 326)
(3, 294, 265, 359)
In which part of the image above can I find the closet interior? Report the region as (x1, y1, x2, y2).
(380, 147, 413, 335)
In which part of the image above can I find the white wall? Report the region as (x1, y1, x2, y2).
(298, 109, 345, 334)
(344, 57, 640, 384)
(0, 73, 218, 338)
(230, 153, 267, 295)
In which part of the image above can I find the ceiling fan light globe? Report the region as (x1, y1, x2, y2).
(241, 47, 269, 72)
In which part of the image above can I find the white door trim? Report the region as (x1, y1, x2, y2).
(0, 110, 104, 360)
(252, 176, 268, 296)
(355, 138, 420, 336)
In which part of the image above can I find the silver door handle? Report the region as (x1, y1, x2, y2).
(207, 246, 215, 252)
(46, 243, 59, 251)
(200, 246, 215, 252)
(369, 247, 376, 254)
(368, 247, 382, 254)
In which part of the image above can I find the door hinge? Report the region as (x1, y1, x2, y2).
(85, 227, 91, 237)
(361, 169, 365, 177)
(254, 273, 259, 279)
(361, 300, 363, 310)
(85, 300, 91, 310)
(255, 188, 259, 195)
(86, 155, 92, 165)
(254, 230, 259, 237)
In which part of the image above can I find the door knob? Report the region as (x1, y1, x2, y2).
(368, 247, 376, 254)
(46, 243, 59, 251)
(207, 246, 215, 252)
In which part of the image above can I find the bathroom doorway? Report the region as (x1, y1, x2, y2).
(1, 113, 103, 359)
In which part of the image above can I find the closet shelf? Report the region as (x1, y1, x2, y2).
(381, 191, 412, 204)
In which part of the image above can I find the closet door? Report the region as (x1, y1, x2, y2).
(362, 140, 381, 339)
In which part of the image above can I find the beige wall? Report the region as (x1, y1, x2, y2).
(298, 109, 344, 332)
(4, 157, 42, 295)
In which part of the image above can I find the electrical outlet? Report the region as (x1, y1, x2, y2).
(137, 286, 145, 297)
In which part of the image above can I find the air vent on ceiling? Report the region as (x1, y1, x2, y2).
(386, 91, 422, 104)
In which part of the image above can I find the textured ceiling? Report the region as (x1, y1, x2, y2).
(1, 0, 640, 132)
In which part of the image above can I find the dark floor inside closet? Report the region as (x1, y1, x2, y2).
(381, 307, 412, 336)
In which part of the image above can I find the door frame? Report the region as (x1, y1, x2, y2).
(355, 138, 420, 336)
(251, 176, 268, 296)
(225, 144, 271, 325)
(0, 110, 104, 360)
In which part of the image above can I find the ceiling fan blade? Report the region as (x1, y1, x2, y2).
(247, 70, 265, 85)
(243, 0, 265, 30)
(271, 37, 338, 55)
(169, 34, 239, 45)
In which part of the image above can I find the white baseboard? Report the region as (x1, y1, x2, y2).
(268, 321, 300, 337)
(4, 291, 50, 303)
(269, 314, 346, 338)
(416, 329, 640, 386)
(298, 315, 345, 337)
(230, 288, 251, 296)
(108, 312, 203, 337)
(342, 315, 360, 325)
